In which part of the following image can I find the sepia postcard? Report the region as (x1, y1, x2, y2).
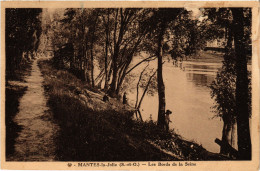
(1, 1, 259, 170)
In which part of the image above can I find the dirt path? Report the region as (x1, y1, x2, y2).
(8, 57, 59, 161)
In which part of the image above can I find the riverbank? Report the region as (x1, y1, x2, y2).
(38, 58, 229, 161)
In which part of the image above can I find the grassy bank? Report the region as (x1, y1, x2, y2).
(5, 60, 32, 159)
(38, 59, 229, 161)
(5, 85, 27, 159)
(6, 60, 33, 82)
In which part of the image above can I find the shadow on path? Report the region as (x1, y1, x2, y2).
(7, 58, 59, 161)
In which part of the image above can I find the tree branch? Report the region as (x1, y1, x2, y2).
(135, 63, 149, 108)
(137, 69, 157, 109)
(125, 55, 156, 75)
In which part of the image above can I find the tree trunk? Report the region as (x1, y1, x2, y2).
(231, 8, 251, 160)
(220, 119, 232, 154)
(116, 60, 131, 95)
(109, 9, 119, 97)
(135, 65, 148, 108)
(90, 43, 95, 87)
(220, 15, 235, 154)
(137, 109, 143, 121)
(84, 50, 91, 84)
(157, 20, 167, 127)
(109, 57, 118, 96)
(231, 121, 236, 147)
(104, 9, 110, 90)
(137, 70, 157, 109)
(80, 12, 85, 77)
(90, 13, 99, 88)
(107, 62, 113, 85)
(96, 73, 104, 89)
(116, 62, 128, 94)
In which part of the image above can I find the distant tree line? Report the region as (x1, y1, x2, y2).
(6, 8, 42, 79)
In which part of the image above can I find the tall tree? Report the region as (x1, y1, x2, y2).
(156, 17, 167, 127)
(86, 9, 101, 87)
(208, 8, 237, 154)
(231, 8, 251, 160)
(207, 8, 252, 158)
(143, 8, 182, 127)
(103, 9, 110, 90)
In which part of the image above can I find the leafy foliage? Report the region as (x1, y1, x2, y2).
(6, 8, 42, 79)
(208, 8, 252, 120)
(210, 53, 236, 121)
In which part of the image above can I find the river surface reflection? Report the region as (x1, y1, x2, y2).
(129, 59, 223, 153)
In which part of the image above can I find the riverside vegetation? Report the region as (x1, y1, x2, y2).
(5, 7, 251, 161)
(38, 59, 229, 161)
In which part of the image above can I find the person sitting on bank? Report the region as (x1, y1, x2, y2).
(103, 94, 109, 102)
(165, 109, 172, 131)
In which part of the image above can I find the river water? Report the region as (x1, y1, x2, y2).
(128, 54, 224, 153)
